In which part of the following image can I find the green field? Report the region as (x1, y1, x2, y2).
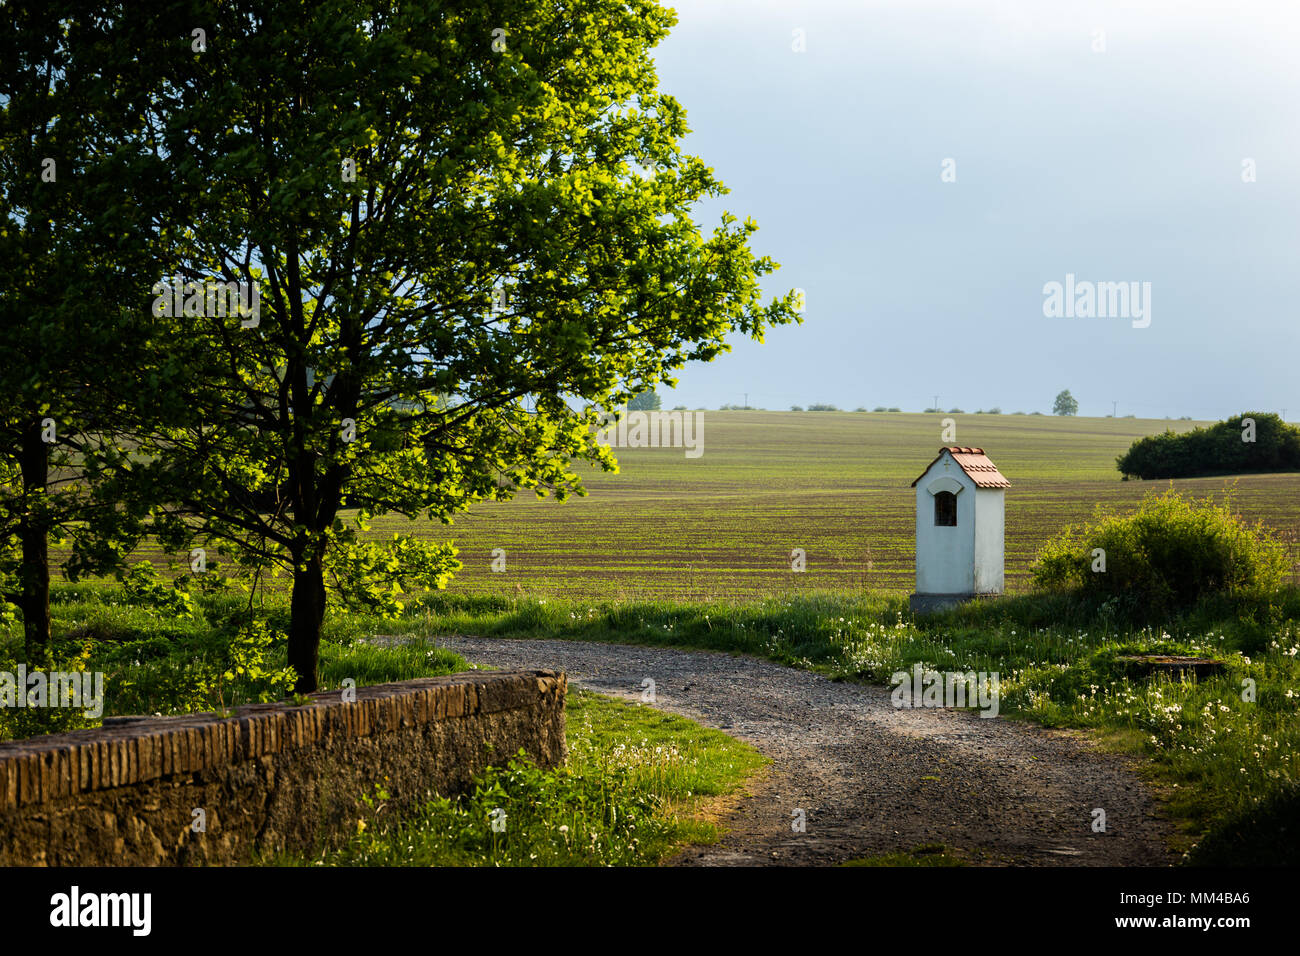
(372, 412, 1300, 600)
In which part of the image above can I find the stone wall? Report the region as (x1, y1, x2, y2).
(0, 669, 566, 866)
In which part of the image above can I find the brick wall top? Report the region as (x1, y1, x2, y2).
(0, 670, 565, 812)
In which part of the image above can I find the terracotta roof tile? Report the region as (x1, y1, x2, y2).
(911, 447, 1011, 488)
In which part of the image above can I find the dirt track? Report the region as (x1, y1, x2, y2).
(417, 635, 1178, 867)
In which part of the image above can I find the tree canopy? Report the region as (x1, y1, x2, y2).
(2, 1, 799, 690)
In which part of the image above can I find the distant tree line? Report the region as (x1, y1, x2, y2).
(736, 388, 1090, 416)
(720, 403, 1159, 416)
(1117, 413, 1300, 479)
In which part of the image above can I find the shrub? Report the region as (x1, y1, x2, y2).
(121, 561, 197, 620)
(1117, 413, 1300, 479)
(0, 639, 102, 741)
(1031, 490, 1288, 613)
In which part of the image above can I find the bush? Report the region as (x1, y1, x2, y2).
(1117, 412, 1300, 479)
(1031, 490, 1288, 613)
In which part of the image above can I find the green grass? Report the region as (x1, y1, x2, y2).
(6, 580, 1298, 863)
(274, 689, 768, 867)
(39, 574, 1265, 865)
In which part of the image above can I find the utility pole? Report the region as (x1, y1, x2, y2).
(1112, 400, 1117, 418)
(744, 392, 748, 410)
(933, 394, 939, 412)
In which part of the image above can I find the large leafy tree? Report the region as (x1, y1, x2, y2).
(119, 0, 798, 691)
(0, 4, 180, 651)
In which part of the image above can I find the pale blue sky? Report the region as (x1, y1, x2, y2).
(652, 0, 1300, 418)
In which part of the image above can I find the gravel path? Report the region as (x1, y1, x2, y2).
(411, 635, 1178, 867)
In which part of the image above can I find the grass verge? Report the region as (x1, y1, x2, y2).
(270, 689, 767, 866)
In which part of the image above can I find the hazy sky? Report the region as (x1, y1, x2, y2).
(650, 0, 1300, 418)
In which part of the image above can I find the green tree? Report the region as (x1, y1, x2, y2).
(1052, 389, 1079, 416)
(628, 389, 661, 411)
(122, 0, 799, 691)
(1116, 413, 1300, 479)
(0, 4, 179, 649)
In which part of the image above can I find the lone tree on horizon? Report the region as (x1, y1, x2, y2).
(628, 389, 662, 411)
(1053, 389, 1079, 416)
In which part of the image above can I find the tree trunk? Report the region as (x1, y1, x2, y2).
(19, 417, 51, 655)
(288, 549, 326, 693)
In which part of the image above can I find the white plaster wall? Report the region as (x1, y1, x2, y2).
(915, 455, 975, 594)
(973, 487, 1005, 594)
